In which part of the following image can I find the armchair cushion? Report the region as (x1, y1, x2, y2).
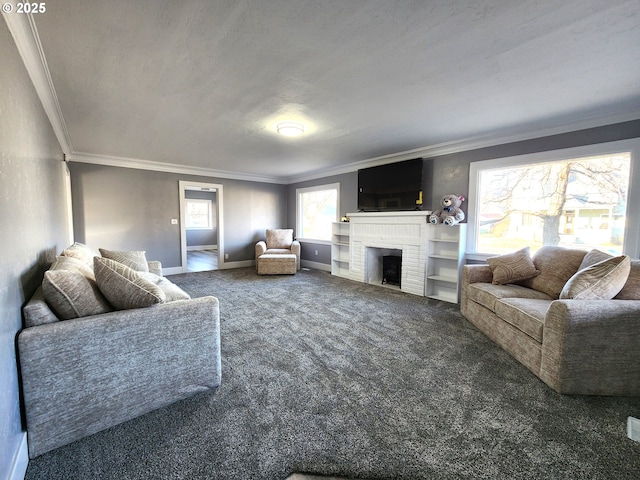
(266, 229, 293, 249)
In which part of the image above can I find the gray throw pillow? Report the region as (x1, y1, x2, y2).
(42, 269, 112, 320)
(560, 255, 631, 300)
(486, 247, 540, 285)
(61, 242, 100, 267)
(99, 248, 150, 272)
(94, 257, 165, 310)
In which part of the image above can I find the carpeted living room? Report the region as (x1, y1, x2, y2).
(3, 2, 640, 480)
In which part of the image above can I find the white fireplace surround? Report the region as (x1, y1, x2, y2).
(348, 211, 431, 296)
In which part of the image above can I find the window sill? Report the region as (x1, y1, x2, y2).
(297, 238, 332, 245)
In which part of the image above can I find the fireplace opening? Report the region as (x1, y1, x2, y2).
(382, 255, 402, 287)
(364, 246, 402, 289)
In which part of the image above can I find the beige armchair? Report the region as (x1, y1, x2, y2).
(255, 229, 301, 274)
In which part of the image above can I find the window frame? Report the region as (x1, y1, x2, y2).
(467, 138, 640, 260)
(296, 183, 340, 244)
(185, 198, 213, 230)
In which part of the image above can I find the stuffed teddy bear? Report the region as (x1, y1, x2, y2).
(429, 194, 466, 226)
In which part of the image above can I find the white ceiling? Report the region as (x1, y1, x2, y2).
(15, 0, 640, 182)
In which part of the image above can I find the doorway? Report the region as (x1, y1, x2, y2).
(179, 181, 224, 273)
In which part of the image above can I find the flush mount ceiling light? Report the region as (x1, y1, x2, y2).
(276, 121, 305, 137)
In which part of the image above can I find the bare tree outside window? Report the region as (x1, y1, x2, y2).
(300, 190, 337, 240)
(478, 153, 630, 254)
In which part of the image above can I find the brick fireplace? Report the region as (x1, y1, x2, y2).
(348, 212, 431, 296)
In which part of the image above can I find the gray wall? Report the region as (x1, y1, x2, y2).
(427, 119, 640, 210)
(69, 163, 287, 267)
(185, 190, 217, 248)
(0, 21, 68, 477)
(288, 120, 640, 267)
(287, 172, 358, 265)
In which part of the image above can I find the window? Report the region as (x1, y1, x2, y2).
(185, 199, 213, 229)
(468, 139, 640, 257)
(296, 183, 340, 242)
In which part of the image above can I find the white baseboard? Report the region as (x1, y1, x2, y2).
(9, 433, 28, 480)
(186, 245, 217, 251)
(219, 260, 255, 270)
(301, 260, 331, 272)
(162, 266, 185, 275)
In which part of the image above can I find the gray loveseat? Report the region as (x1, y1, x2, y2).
(461, 246, 640, 396)
(19, 243, 221, 458)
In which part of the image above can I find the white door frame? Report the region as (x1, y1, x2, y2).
(179, 180, 225, 273)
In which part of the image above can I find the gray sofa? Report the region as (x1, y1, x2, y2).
(461, 246, 640, 396)
(19, 243, 221, 458)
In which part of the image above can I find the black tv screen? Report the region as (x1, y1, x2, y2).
(358, 158, 424, 212)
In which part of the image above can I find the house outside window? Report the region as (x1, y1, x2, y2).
(185, 198, 213, 229)
(468, 139, 640, 257)
(296, 183, 340, 242)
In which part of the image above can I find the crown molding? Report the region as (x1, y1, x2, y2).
(67, 152, 285, 184)
(284, 110, 640, 184)
(3, 11, 72, 153)
(6, 11, 639, 186)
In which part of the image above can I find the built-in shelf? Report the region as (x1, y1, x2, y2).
(331, 222, 352, 278)
(425, 224, 466, 303)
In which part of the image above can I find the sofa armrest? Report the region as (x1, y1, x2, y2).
(147, 260, 162, 276)
(18, 296, 221, 458)
(460, 265, 493, 316)
(291, 240, 301, 270)
(256, 240, 267, 258)
(540, 299, 640, 395)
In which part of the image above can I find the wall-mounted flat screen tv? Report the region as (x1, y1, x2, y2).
(357, 158, 424, 212)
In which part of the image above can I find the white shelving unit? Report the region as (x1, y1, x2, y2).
(331, 222, 351, 278)
(425, 224, 466, 303)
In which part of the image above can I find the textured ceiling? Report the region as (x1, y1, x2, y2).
(31, 0, 640, 182)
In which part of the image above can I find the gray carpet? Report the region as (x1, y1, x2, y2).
(25, 268, 640, 479)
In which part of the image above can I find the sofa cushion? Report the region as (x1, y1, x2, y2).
(42, 269, 112, 320)
(518, 246, 587, 299)
(560, 255, 631, 300)
(266, 229, 293, 249)
(486, 247, 540, 285)
(467, 283, 552, 312)
(494, 298, 550, 343)
(94, 257, 165, 310)
(23, 287, 62, 327)
(138, 272, 191, 302)
(578, 249, 640, 300)
(99, 248, 149, 272)
(61, 242, 99, 267)
(265, 248, 293, 255)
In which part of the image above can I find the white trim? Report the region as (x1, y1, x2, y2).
(162, 266, 184, 276)
(218, 259, 255, 269)
(3, 11, 72, 153)
(186, 245, 218, 251)
(467, 138, 640, 257)
(297, 239, 331, 246)
(68, 152, 283, 184)
(301, 260, 332, 272)
(179, 181, 225, 273)
(62, 162, 74, 245)
(9, 433, 28, 480)
(296, 183, 340, 243)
